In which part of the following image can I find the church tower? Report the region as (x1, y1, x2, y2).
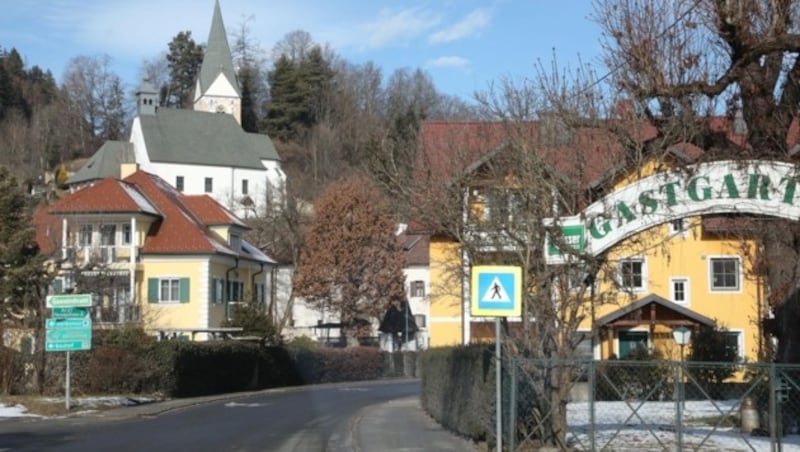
(136, 78, 158, 116)
(193, 0, 241, 124)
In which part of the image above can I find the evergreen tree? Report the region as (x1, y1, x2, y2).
(0, 167, 48, 349)
(262, 43, 334, 142)
(165, 31, 204, 109)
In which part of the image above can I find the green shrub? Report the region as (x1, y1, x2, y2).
(420, 345, 493, 441)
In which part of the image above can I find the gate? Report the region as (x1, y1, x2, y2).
(499, 359, 800, 451)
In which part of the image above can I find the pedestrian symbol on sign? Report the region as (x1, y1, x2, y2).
(471, 266, 521, 317)
(483, 277, 510, 303)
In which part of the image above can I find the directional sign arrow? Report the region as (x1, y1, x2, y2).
(46, 329, 92, 341)
(46, 318, 91, 329)
(52, 307, 90, 319)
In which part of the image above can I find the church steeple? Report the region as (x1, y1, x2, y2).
(193, 0, 241, 124)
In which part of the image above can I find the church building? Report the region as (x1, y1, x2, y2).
(68, 0, 285, 218)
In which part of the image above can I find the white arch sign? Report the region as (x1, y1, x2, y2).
(545, 160, 800, 264)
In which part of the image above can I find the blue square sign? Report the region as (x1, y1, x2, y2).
(471, 266, 522, 317)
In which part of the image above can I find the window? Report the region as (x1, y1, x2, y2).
(176, 176, 184, 192)
(669, 218, 686, 235)
(100, 224, 116, 246)
(566, 266, 592, 291)
(410, 280, 425, 298)
(204, 177, 213, 193)
(710, 257, 740, 291)
(242, 179, 249, 195)
(414, 314, 427, 329)
(211, 278, 225, 304)
(147, 277, 189, 303)
(723, 331, 744, 359)
(160, 279, 180, 302)
(619, 258, 646, 291)
(670, 278, 689, 304)
(227, 280, 244, 302)
(122, 224, 132, 245)
(78, 224, 92, 246)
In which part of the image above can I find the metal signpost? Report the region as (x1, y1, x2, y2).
(471, 265, 522, 452)
(45, 294, 93, 410)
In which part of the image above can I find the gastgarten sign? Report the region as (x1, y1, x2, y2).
(546, 160, 800, 263)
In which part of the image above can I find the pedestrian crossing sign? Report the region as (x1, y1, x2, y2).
(471, 265, 522, 317)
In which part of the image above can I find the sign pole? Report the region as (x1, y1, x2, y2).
(65, 351, 71, 411)
(496, 316, 502, 452)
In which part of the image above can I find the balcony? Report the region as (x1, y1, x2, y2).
(64, 246, 134, 266)
(93, 304, 141, 324)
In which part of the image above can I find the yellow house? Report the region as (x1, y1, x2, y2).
(419, 120, 768, 364)
(37, 165, 275, 340)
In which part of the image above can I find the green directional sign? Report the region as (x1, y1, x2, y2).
(47, 294, 92, 308)
(52, 307, 90, 319)
(46, 328, 91, 341)
(46, 318, 91, 329)
(45, 340, 90, 352)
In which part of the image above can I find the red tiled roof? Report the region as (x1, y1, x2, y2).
(33, 203, 60, 256)
(36, 171, 264, 259)
(122, 171, 231, 254)
(183, 195, 247, 228)
(48, 178, 158, 214)
(398, 230, 429, 266)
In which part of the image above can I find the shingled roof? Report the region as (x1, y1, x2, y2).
(138, 108, 279, 169)
(67, 141, 135, 185)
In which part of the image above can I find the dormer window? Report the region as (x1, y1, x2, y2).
(230, 233, 241, 251)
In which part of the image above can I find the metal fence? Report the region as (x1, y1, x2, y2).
(499, 359, 800, 451)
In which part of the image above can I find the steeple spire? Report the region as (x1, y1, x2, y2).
(193, 0, 241, 124)
(195, 0, 240, 99)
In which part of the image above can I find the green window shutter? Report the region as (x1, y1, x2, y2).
(210, 278, 217, 303)
(147, 278, 159, 303)
(179, 278, 190, 303)
(52, 278, 63, 294)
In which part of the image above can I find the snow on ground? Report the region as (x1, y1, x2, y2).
(0, 396, 158, 419)
(0, 404, 41, 418)
(568, 399, 800, 451)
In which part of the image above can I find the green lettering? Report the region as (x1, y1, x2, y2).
(589, 215, 611, 239)
(616, 201, 637, 226)
(688, 176, 711, 201)
(659, 181, 681, 207)
(719, 174, 740, 199)
(638, 190, 658, 215)
(747, 174, 771, 200)
(781, 176, 800, 205)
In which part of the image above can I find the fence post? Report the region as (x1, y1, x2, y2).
(770, 363, 778, 452)
(509, 358, 516, 452)
(675, 361, 683, 450)
(588, 359, 595, 452)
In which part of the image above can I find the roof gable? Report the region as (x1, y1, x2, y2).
(595, 293, 715, 327)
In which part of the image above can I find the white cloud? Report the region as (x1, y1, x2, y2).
(429, 8, 492, 44)
(427, 56, 470, 68)
(360, 7, 441, 49)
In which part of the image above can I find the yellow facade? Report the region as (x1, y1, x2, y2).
(427, 158, 765, 364)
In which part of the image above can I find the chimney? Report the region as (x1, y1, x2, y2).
(120, 163, 139, 179)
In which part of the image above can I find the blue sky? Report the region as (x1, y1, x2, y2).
(1, 0, 603, 102)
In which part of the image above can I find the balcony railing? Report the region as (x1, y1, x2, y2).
(64, 246, 132, 265)
(93, 304, 141, 324)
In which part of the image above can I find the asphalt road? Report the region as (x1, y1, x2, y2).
(0, 380, 475, 452)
